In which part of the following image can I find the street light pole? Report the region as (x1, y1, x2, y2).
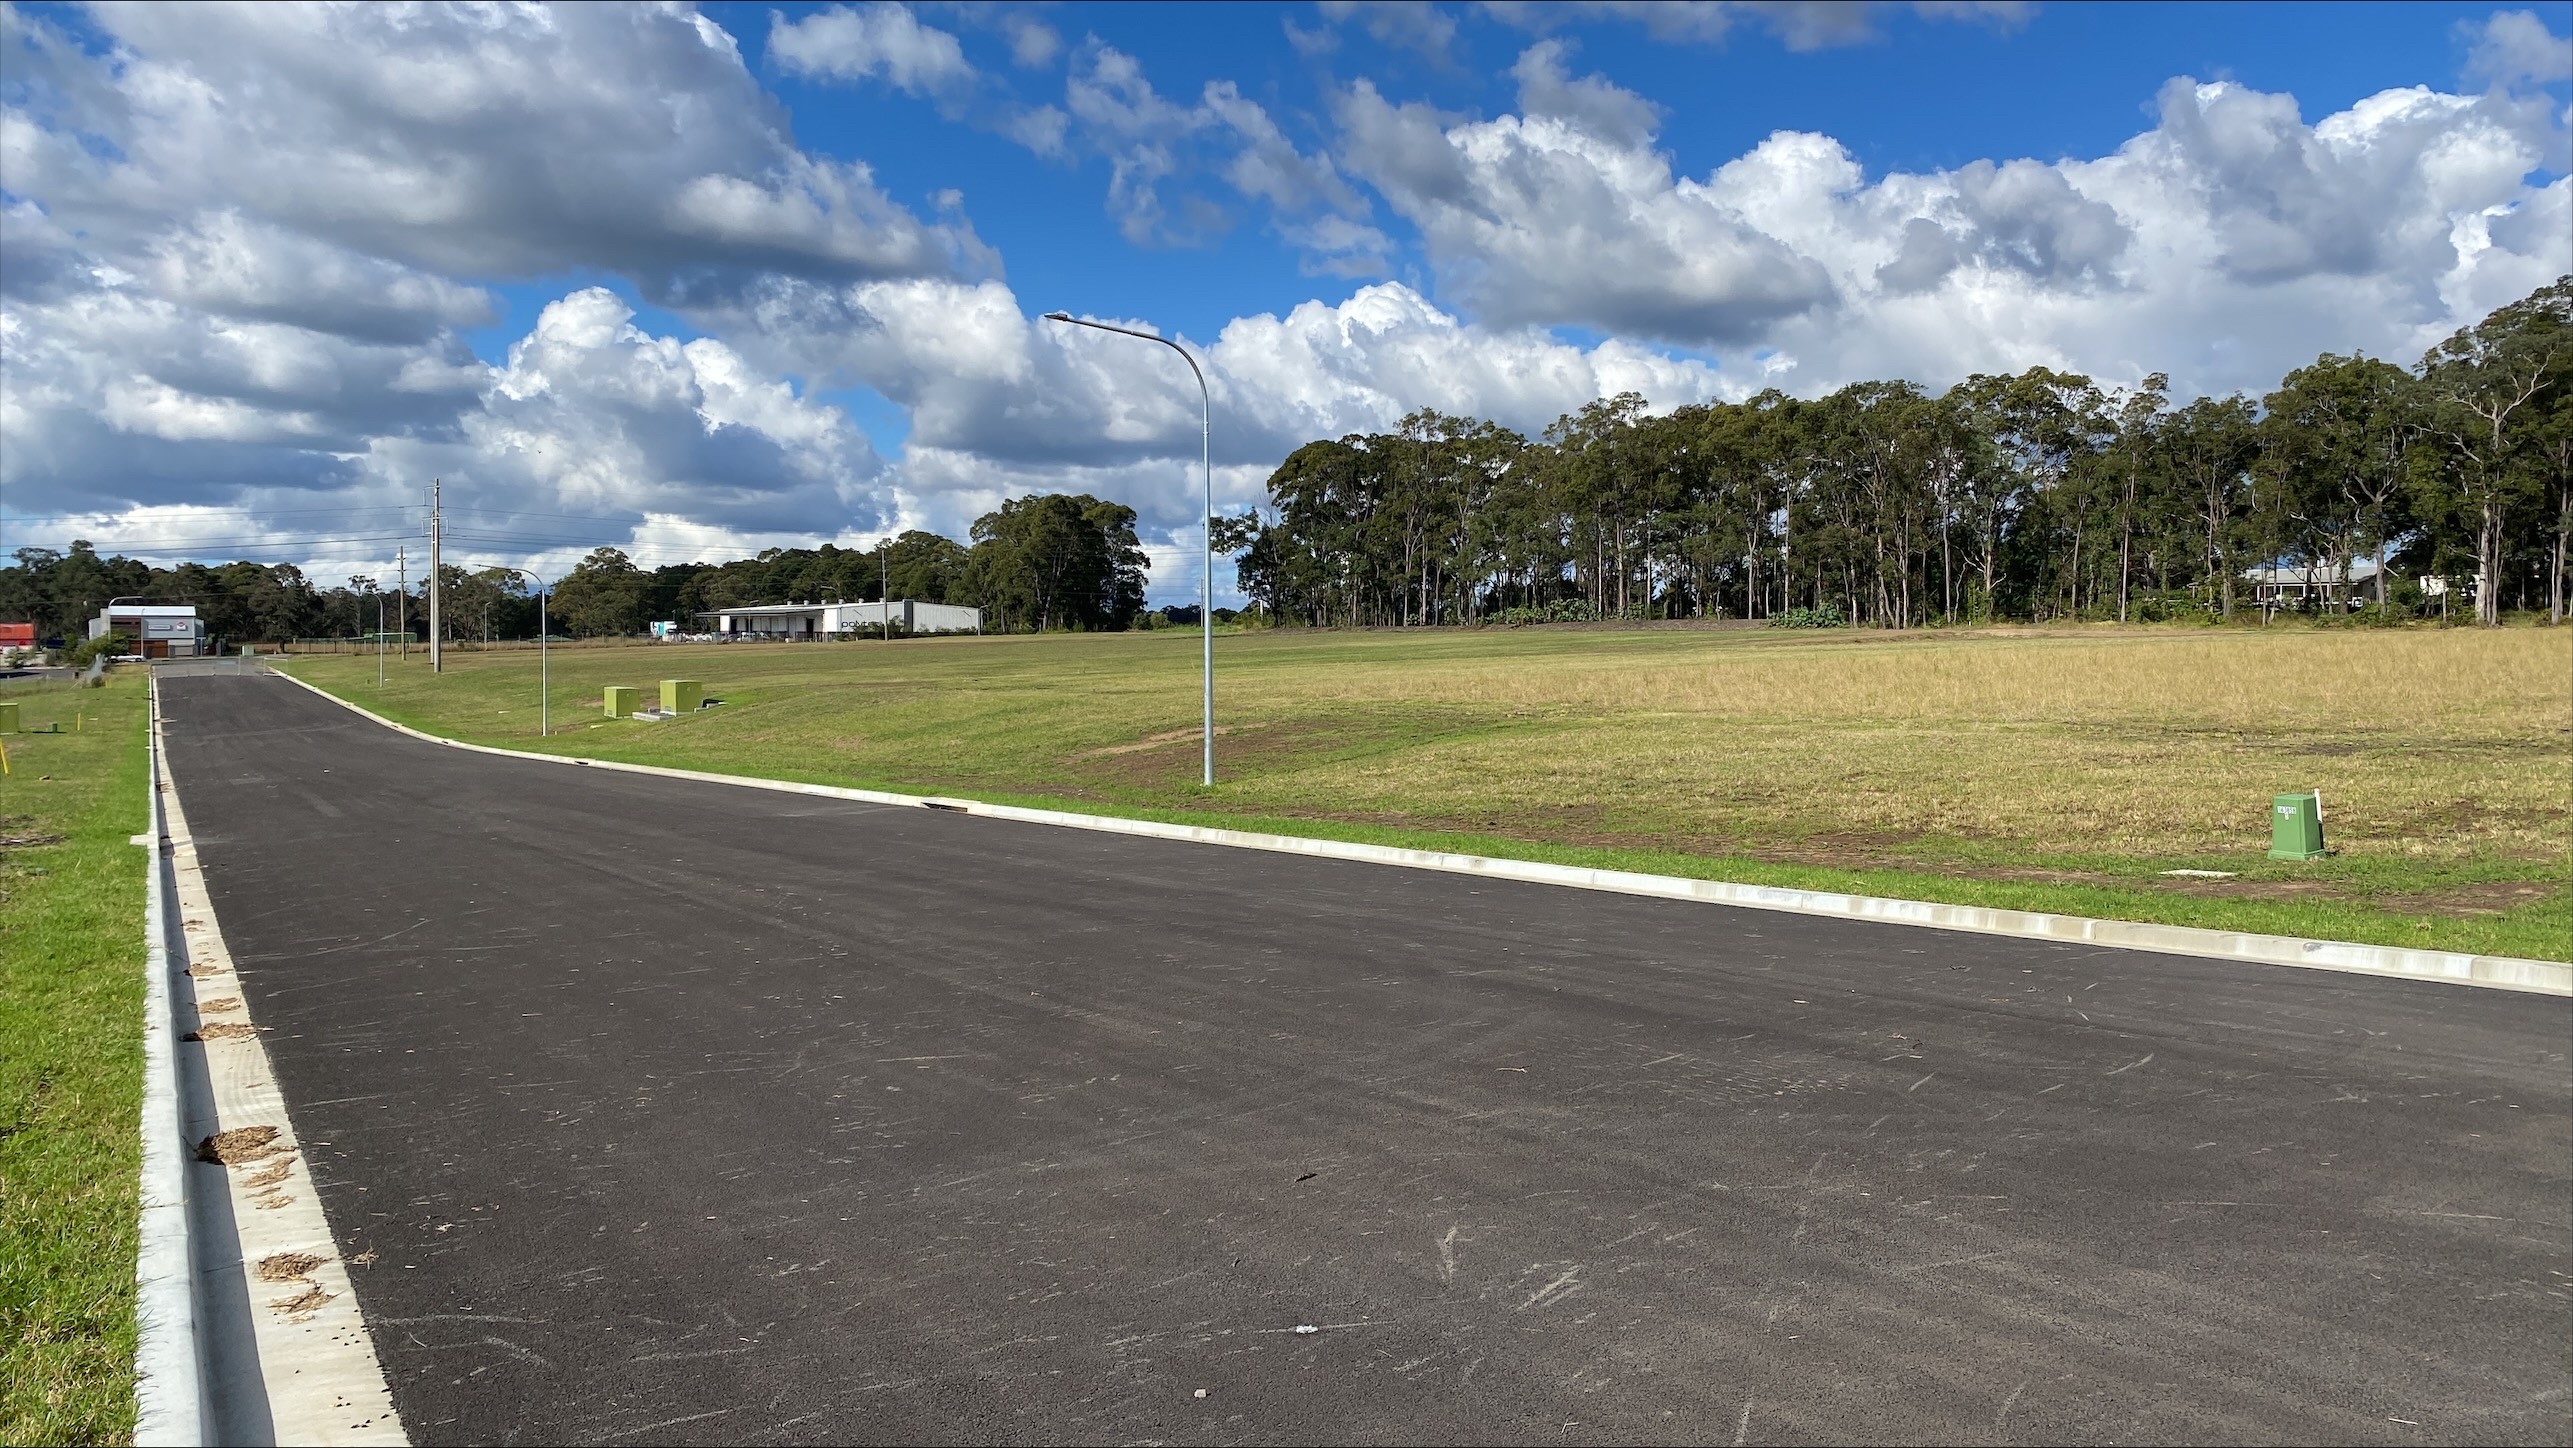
(473, 566, 549, 736)
(1041, 310, 1215, 788)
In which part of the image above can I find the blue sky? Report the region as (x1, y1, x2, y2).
(3, 1, 2566, 599)
(463, 1, 2559, 359)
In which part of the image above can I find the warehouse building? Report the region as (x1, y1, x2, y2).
(703, 600, 982, 638)
(90, 603, 208, 658)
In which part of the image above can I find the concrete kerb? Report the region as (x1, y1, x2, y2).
(265, 665, 2570, 998)
(135, 677, 208, 1446)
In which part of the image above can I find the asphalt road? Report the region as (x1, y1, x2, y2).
(158, 672, 2571, 1446)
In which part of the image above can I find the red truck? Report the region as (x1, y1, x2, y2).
(0, 623, 35, 649)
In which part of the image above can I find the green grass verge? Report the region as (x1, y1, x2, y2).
(283, 626, 2570, 962)
(0, 674, 147, 1447)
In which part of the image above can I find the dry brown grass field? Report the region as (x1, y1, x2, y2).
(293, 622, 2571, 959)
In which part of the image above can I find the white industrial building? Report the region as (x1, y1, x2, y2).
(90, 603, 208, 658)
(703, 600, 982, 638)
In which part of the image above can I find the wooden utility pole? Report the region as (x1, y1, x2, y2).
(429, 477, 443, 673)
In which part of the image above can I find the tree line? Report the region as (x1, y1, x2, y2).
(1229, 278, 2572, 629)
(12, 279, 2564, 648)
(0, 492, 1151, 646)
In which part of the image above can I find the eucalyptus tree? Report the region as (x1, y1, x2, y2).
(2417, 277, 2571, 625)
(550, 546, 647, 637)
(962, 492, 1147, 633)
(2101, 375, 2171, 622)
(2537, 375, 2573, 623)
(1949, 368, 2099, 620)
(2162, 395, 2262, 618)
(2259, 353, 2421, 610)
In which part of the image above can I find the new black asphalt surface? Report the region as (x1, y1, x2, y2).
(157, 672, 2570, 1446)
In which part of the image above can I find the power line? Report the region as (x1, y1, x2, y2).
(2, 503, 766, 527)
(15, 532, 424, 551)
(0, 506, 424, 523)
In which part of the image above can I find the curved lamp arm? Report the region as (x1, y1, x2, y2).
(1041, 311, 1216, 787)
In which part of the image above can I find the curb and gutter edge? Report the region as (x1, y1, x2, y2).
(267, 665, 2569, 998)
(134, 677, 207, 1445)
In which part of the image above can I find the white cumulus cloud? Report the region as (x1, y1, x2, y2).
(1329, 44, 2571, 396)
(768, 3, 977, 97)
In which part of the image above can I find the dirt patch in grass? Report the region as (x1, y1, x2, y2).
(195, 1125, 281, 1164)
(0, 817, 66, 850)
(2372, 880, 2564, 919)
(2148, 875, 2565, 917)
(1735, 829, 1936, 871)
(1072, 724, 1244, 758)
(1069, 718, 1400, 790)
(2153, 876, 2344, 900)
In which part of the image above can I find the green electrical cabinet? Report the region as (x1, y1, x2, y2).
(0, 701, 17, 733)
(2269, 791, 2325, 860)
(661, 679, 703, 715)
(603, 686, 638, 719)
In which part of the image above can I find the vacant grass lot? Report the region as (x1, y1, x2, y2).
(290, 625, 2571, 959)
(0, 674, 145, 1446)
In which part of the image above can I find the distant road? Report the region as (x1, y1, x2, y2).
(160, 673, 2571, 1446)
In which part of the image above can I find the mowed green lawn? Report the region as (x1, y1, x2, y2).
(0, 674, 146, 1446)
(290, 625, 2571, 960)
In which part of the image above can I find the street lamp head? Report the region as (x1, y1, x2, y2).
(1041, 311, 1072, 322)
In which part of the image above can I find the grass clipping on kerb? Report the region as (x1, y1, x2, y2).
(0, 673, 149, 1447)
(288, 625, 2572, 960)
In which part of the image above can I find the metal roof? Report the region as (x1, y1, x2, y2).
(2240, 561, 2383, 585)
(698, 601, 934, 616)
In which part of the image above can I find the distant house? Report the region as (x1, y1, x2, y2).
(90, 604, 207, 658)
(700, 601, 983, 638)
(2417, 572, 2482, 604)
(2240, 560, 2381, 610)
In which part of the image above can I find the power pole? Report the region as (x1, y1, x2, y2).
(396, 545, 407, 660)
(429, 477, 443, 674)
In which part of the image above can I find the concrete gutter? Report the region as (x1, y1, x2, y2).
(267, 665, 2570, 998)
(134, 678, 207, 1445)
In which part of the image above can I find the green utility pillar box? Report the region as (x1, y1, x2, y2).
(660, 679, 703, 715)
(0, 701, 17, 733)
(2269, 791, 2325, 860)
(603, 686, 638, 719)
